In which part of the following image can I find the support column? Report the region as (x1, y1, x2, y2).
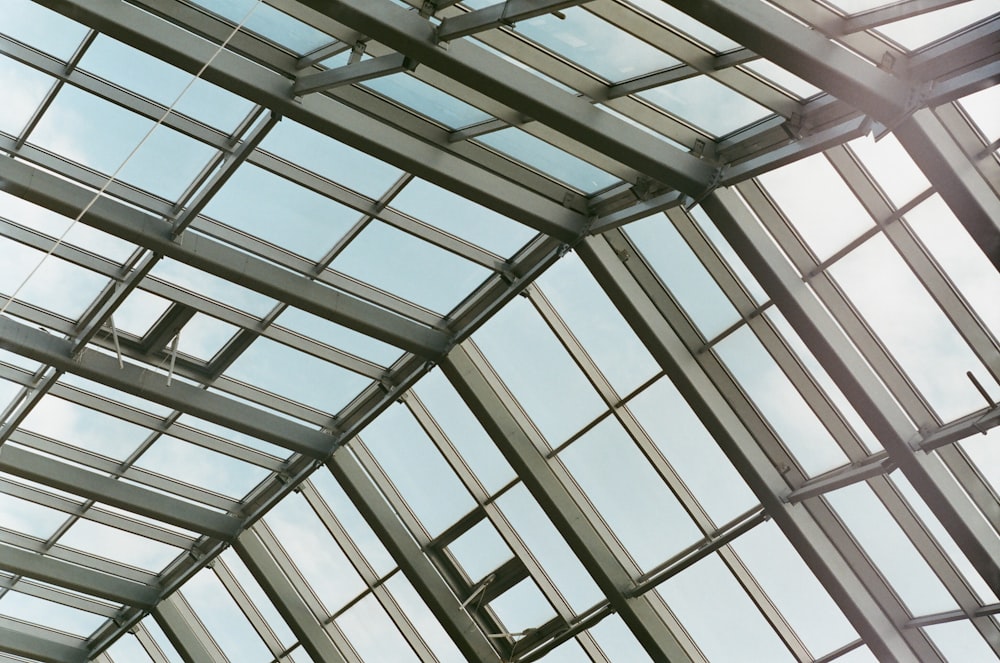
(152, 594, 227, 663)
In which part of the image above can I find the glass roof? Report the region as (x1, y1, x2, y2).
(0, 1, 998, 662)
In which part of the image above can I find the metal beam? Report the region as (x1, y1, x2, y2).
(0, 315, 338, 459)
(298, 0, 718, 197)
(437, 0, 593, 42)
(663, 0, 1000, 269)
(0, 621, 88, 663)
(0, 541, 158, 609)
(153, 594, 228, 663)
(38, 0, 587, 242)
(234, 526, 348, 663)
(326, 452, 500, 661)
(577, 231, 931, 662)
(0, 156, 448, 356)
(295, 52, 417, 94)
(701, 187, 1000, 598)
(442, 343, 694, 663)
(0, 445, 242, 541)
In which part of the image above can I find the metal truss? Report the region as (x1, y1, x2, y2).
(0, 0, 998, 661)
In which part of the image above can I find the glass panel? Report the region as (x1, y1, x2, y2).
(192, 0, 333, 54)
(110, 289, 172, 338)
(639, 75, 772, 137)
(922, 619, 998, 662)
(223, 337, 371, 414)
(389, 178, 535, 257)
(202, 163, 358, 260)
(175, 313, 239, 361)
(18, 396, 149, 460)
(336, 593, 420, 663)
(274, 306, 403, 367)
(828, 233, 989, 421)
(264, 492, 367, 613)
(331, 220, 491, 313)
(218, 549, 297, 647)
(359, 402, 475, 537)
(732, 521, 859, 655)
(848, 133, 929, 207)
(876, 0, 998, 50)
(588, 614, 655, 663)
(825, 480, 958, 615)
(958, 426, 1000, 502)
(657, 553, 797, 663)
(537, 253, 659, 395)
(960, 85, 1000, 142)
(0, 55, 53, 136)
(488, 578, 556, 635)
(149, 259, 276, 316)
(625, 212, 741, 340)
(260, 120, 404, 199)
(628, 376, 759, 525)
(0, 591, 105, 637)
(411, 369, 516, 495)
(0, 490, 69, 539)
(757, 153, 875, 261)
(180, 568, 274, 661)
(628, 0, 740, 51)
(446, 518, 514, 582)
(743, 60, 822, 99)
(559, 417, 701, 570)
(363, 73, 492, 128)
(386, 574, 466, 663)
(134, 435, 269, 498)
(473, 296, 606, 446)
(78, 35, 253, 132)
(496, 484, 603, 613)
(715, 326, 850, 476)
(514, 7, 680, 82)
(477, 128, 619, 193)
(58, 518, 182, 572)
(2, 0, 90, 60)
(0, 236, 109, 320)
(30, 86, 216, 201)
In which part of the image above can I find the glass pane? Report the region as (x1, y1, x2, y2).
(58, 519, 181, 572)
(134, 435, 269, 498)
(446, 518, 514, 582)
(639, 75, 772, 137)
(0, 55, 53, 136)
(18, 396, 149, 460)
(180, 569, 274, 661)
(363, 73, 492, 128)
(514, 7, 680, 82)
(559, 417, 701, 570)
(2, 0, 89, 60)
(0, 591, 105, 637)
(336, 593, 420, 663)
(0, 491, 69, 539)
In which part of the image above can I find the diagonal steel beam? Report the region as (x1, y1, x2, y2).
(0, 445, 242, 540)
(0, 157, 448, 356)
(38, 0, 587, 242)
(437, 0, 594, 42)
(0, 315, 338, 458)
(297, 0, 718, 196)
(664, 0, 1000, 268)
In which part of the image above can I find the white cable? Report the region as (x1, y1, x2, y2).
(0, 0, 263, 318)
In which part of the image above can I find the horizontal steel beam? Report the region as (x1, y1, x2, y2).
(40, 0, 587, 242)
(0, 445, 242, 540)
(294, 52, 417, 95)
(0, 541, 158, 609)
(437, 0, 593, 42)
(0, 621, 88, 663)
(0, 157, 448, 356)
(0, 315, 338, 458)
(301, 0, 718, 196)
(785, 456, 896, 503)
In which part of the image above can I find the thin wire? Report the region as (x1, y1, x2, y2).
(0, 0, 263, 318)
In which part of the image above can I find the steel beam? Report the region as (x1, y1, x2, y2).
(153, 594, 228, 663)
(38, 0, 587, 242)
(0, 315, 338, 458)
(0, 445, 241, 541)
(0, 541, 158, 609)
(0, 156, 448, 356)
(701, 187, 1000, 598)
(664, 0, 1000, 268)
(0, 621, 88, 663)
(437, 0, 594, 42)
(234, 526, 348, 663)
(442, 343, 694, 663)
(577, 232, 931, 662)
(325, 452, 499, 661)
(297, 0, 717, 196)
(294, 52, 417, 95)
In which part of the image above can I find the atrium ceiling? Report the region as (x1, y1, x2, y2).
(0, 1, 998, 662)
